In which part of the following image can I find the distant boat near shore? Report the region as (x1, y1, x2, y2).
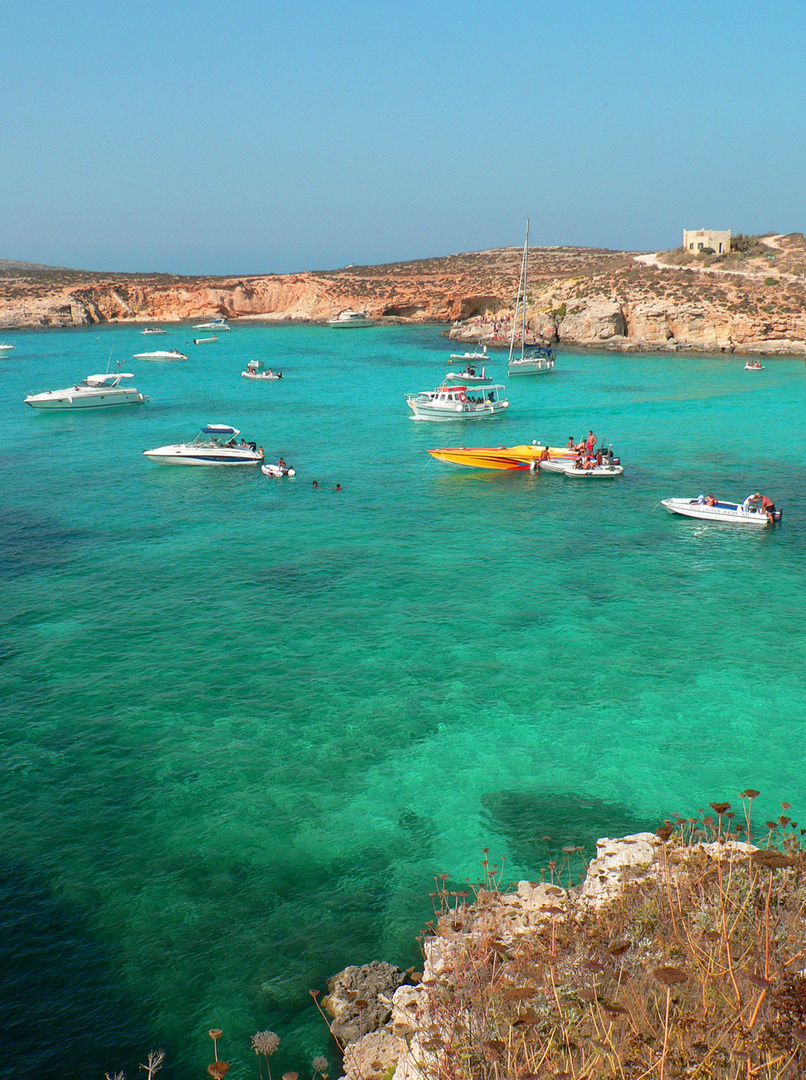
(328, 310, 374, 328)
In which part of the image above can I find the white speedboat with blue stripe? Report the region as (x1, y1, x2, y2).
(662, 496, 781, 526)
(143, 425, 263, 466)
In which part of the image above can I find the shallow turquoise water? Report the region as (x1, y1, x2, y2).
(2, 324, 805, 1078)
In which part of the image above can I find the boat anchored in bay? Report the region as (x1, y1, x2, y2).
(143, 425, 263, 466)
(25, 371, 147, 410)
(406, 383, 509, 421)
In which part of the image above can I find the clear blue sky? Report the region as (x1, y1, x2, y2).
(2, 0, 804, 275)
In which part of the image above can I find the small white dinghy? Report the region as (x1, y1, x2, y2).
(193, 334, 218, 345)
(262, 462, 296, 477)
(444, 366, 493, 384)
(242, 360, 283, 380)
(662, 495, 781, 526)
(564, 462, 624, 478)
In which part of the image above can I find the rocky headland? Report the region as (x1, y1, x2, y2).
(3, 232, 806, 355)
(323, 817, 806, 1080)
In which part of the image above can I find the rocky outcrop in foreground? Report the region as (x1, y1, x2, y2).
(329, 830, 789, 1080)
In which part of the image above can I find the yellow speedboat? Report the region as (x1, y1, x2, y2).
(427, 444, 576, 471)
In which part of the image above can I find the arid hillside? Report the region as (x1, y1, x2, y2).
(2, 234, 806, 355)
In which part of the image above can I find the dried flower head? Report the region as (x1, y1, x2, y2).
(251, 1031, 281, 1056)
(653, 965, 688, 986)
(207, 1064, 230, 1080)
(311, 1055, 329, 1073)
(741, 789, 761, 799)
(710, 802, 731, 815)
(281, 1073, 299, 1080)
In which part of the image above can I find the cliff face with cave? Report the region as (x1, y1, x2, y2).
(3, 234, 806, 355)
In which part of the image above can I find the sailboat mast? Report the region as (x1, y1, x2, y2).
(508, 219, 530, 364)
(522, 218, 529, 355)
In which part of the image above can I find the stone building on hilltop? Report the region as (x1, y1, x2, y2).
(683, 228, 731, 254)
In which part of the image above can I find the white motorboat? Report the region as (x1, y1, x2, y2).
(507, 221, 556, 376)
(143, 425, 263, 466)
(661, 496, 781, 526)
(193, 335, 218, 344)
(141, 327, 166, 335)
(262, 461, 296, 477)
(25, 371, 147, 410)
(328, 310, 374, 328)
(0, 343, 16, 352)
(406, 383, 509, 421)
(192, 318, 230, 330)
(449, 344, 489, 362)
(242, 360, 283, 380)
(133, 349, 188, 360)
(444, 365, 493, 384)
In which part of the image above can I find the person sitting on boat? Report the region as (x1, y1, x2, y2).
(706, 493, 716, 506)
(539, 446, 551, 462)
(566, 436, 575, 451)
(595, 450, 603, 466)
(278, 457, 287, 472)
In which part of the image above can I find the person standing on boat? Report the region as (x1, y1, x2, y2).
(760, 494, 776, 523)
(586, 430, 597, 456)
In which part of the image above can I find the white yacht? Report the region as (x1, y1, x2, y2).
(406, 383, 509, 421)
(25, 372, 147, 410)
(328, 310, 374, 328)
(141, 327, 167, 335)
(143, 425, 263, 466)
(133, 349, 188, 361)
(192, 318, 230, 330)
(0, 343, 16, 352)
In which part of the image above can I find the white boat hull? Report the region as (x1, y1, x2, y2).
(407, 399, 509, 421)
(508, 357, 555, 375)
(261, 464, 296, 477)
(537, 457, 578, 473)
(133, 351, 188, 361)
(143, 446, 262, 466)
(563, 464, 624, 478)
(661, 498, 776, 526)
(0, 344, 16, 352)
(242, 371, 282, 380)
(26, 389, 145, 410)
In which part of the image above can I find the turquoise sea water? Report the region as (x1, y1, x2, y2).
(2, 323, 805, 1078)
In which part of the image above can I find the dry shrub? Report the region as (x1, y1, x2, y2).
(413, 798, 806, 1079)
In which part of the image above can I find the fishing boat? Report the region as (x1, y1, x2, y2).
(661, 496, 781, 526)
(25, 371, 147, 410)
(428, 443, 575, 470)
(133, 349, 188, 360)
(141, 327, 166, 335)
(328, 310, 374, 328)
(507, 220, 556, 376)
(242, 360, 283, 380)
(143, 425, 263, 466)
(193, 335, 218, 345)
(443, 365, 493, 384)
(406, 384, 508, 421)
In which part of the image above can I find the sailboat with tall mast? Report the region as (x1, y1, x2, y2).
(507, 220, 556, 375)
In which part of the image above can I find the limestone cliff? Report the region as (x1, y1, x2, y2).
(3, 234, 806, 355)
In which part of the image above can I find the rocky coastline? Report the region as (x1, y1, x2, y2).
(3, 233, 806, 356)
